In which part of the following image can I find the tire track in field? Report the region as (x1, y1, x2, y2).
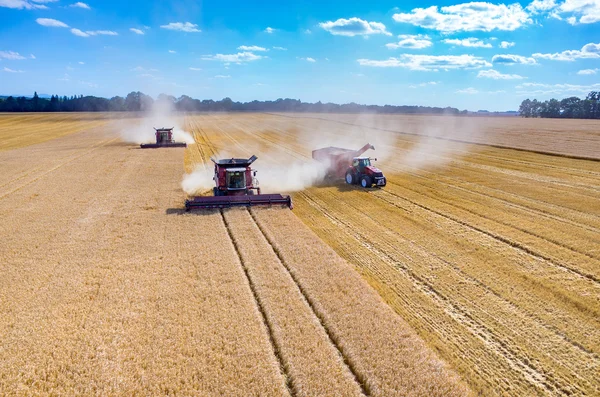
(238, 117, 600, 276)
(388, 162, 600, 234)
(0, 137, 118, 201)
(382, 172, 600, 264)
(295, 191, 559, 396)
(263, 112, 600, 162)
(220, 209, 296, 397)
(0, 125, 113, 192)
(259, 114, 600, 202)
(365, 188, 599, 352)
(378, 185, 600, 286)
(246, 208, 371, 396)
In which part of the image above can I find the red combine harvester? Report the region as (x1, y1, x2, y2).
(185, 155, 293, 210)
(140, 127, 187, 149)
(312, 143, 387, 188)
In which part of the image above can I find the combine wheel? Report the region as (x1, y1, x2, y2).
(360, 175, 372, 188)
(345, 171, 355, 185)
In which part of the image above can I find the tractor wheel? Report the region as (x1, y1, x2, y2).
(345, 171, 355, 185)
(360, 175, 372, 188)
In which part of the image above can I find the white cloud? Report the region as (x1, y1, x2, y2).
(79, 80, 97, 88)
(301, 57, 316, 62)
(319, 17, 391, 37)
(88, 30, 118, 36)
(409, 81, 439, 88)
(551, 0, 600, 24)
(237, 45, 268, 51)
(215, 74, 231, 78)
(160, 22, 201, 33)
(386, 34, 432, 49)
(492, 54, 537, 65)
(36, 18, 69, 28)
(304, 29, 312, 34)
(526, 0, 557, 13)
(2, 67, 24, 73)
(71, 28, 89, 37)
(78, 61, 84, 64)
(358, 54, 491, 71)
(442, 37, 492, 48)
(168, 50, 176, 53)
(577, 68, 598, 75)
(130, 66, 158, 72)
(533, 42, 600, 61)
(264, 27, 276, 34)
(456, 87, 479, 94)
(189, 67, 202, 71)
(392, 2, 531, 33)
(130, 28, 144, 35)
(477, 69, 524, 79)
(0, 50, 26, 60)
(202, 52, 264, 63)
(500, 41, 515, 48)
(70, 2, 89, 9)
(71, 29, 118, 37)
(0, 0, 48, 10)
(273, 46, 287, 50)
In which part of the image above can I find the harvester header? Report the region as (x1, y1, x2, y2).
(185, 155, 293, 210)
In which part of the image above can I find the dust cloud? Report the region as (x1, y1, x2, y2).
(117, 97, 194, 145)
(180, 112, 480, 195)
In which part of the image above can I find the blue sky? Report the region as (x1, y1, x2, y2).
(1, 0, 599, 111)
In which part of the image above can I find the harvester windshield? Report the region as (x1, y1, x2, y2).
(226, 169, 246, 190)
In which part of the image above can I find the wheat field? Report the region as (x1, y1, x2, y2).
(0, 112, 468, 396)
(183, 112, 600, 397)
(1, 112, 598, 396)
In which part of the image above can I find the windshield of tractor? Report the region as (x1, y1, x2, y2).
(226, 170, 246, 189)
(356, 158, 371, 169)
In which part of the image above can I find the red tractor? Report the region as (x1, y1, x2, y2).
(312, 143, 386, 188)
(185, 155, 293, 210)
(140, 127, 187, 149)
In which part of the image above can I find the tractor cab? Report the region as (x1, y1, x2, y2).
(353, 157, 372, 171)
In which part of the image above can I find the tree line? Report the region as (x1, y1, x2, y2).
(519, 92, 600, 119)
(0, 91, 463, 115)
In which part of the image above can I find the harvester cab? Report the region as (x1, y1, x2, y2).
(312, 143, 386, 188)
(212, 155, 260, 196)
(140, 128, 187, 149)
(185, 155, 293, 210)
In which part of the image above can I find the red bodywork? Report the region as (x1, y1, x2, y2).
(140, 127, 187, 149)
(312, 143, 387, 187)
(185, 155, 293, 210)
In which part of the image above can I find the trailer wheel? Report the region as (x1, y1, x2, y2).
(360, 175, 372, 188)
(345, 171, 355, 185)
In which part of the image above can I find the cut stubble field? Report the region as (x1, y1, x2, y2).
(0, 112, 467, 396)
(1, 112, 598, 396)
(183, 112, 600, 397)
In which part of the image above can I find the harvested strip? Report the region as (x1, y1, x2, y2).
(223, 207, 364, 396)
(251, 207, 470, 397)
